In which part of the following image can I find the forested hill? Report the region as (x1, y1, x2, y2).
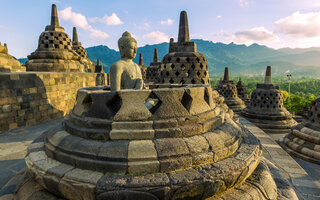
(19, 39, 320, 76)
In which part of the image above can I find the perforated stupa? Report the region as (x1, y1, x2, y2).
(281, 97, 320, 164)
(26, 4, 87, 72)
(0, 42, 25, 72)
(216, 67, 246, 113)
(241, 66, 297, 133)
(159, 11, 209, 84)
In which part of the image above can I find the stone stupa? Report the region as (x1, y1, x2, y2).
(139, 53, 147, 80)
(72, 27, 95, 72)
(94, 59, 103, 73)
(146, 48, 161, 83)
(1, 28, 298, 200)
(281, 98, 320, 164)
(94, 59, 106, 86)
(216, 67, 246, 113)
(236, 78, 250, 104)
(26, 4, 86, 72)
(0, 42, 25, 72)
(241, 66, 297, 133)
(159, 11, 209, 84)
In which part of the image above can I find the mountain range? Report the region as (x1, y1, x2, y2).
(19, 39, 320, 76)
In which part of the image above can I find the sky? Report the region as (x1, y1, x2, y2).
(2, 0, 320, 58)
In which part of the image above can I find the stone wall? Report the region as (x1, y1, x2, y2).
(0, 72, 108, 131)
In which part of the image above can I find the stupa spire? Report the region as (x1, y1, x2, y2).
(178, 11, 190, 43)
(73, 27, 78, 43)
(51, 4, 59, 27)
(97, 59, 100, 66)
(153, 48, 159, 63)
(223, 67, 229, 81)
(139, 53, 143, 66)
(264, 66, 272, 84)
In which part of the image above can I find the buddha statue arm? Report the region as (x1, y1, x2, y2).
(110, 62, 123, 91)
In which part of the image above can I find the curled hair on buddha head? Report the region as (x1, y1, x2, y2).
(118, 31, 137, 57)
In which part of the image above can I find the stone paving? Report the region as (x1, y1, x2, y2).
(240, 117, 320, 200)
(0, 118, 62, 189)
(0, 117, 319, 200)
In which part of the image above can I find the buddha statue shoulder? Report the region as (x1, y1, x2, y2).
(110, 31, 144, 91)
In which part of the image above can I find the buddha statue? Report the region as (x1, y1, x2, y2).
(110, 31, 144, 91)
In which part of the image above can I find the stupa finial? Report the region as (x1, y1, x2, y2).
(223, 67, 229, 81)
(178, 11, 190, 43)
(73, 27, 78, 43)
(51, 4, 59, 27)
(97, 59, 100, 66)
(264, 66, 272, 84)
(139, 53, 143, 66)
(153, 48, 159, 63)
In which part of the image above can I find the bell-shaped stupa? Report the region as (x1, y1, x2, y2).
(26, 4, 86, 72)
(0, 42, 25, 72)
(139, 53, 147, 80)
(159, 11, 209, 84)
(236, 78, 250, 104)
(281, 98, 320, 164)
(146, 48, 161, 83)
(241, 66, 297, 133)
(72, 27, 95, 72)
(216, 67, 246, 113)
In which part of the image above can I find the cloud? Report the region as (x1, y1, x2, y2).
(144, 23, 150, 29)
(160, 19, 174, 25)
(217, 15, 222, 19)
(227, 27, 279, 45)
(275, 11, 320, 38)
(59, 7, 109, 40)
(239, 0, 248, 8)
(0, 25, 9, 30)
(89, 13, 123, 26)
(142, 31, 170, 43)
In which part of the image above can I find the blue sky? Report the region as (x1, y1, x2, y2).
(1, 0, 320, 58)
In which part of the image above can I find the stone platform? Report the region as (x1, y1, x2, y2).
(0, 83, 291, 200)
(1, 117, 319, 199)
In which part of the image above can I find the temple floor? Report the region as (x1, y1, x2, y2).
(0, 117, 319, 200)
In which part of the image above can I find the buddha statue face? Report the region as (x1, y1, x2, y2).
(118, 32, 137, 59)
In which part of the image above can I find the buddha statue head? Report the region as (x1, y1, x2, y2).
(118, 31, 137, 59)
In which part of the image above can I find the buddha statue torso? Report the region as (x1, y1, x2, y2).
(110, 32, 143, 91)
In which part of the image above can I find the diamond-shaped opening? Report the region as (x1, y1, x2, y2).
(200, 63, 204, 69)
(191, 64, 196, 70)
(201, 79, 205, 84)
(175, 71, 180, 77)
(82, 94, 93, 111)
(168, 57, 171, 62)
(180, 79, 186, 84)
(191, 79, 196, 84)
(197, 71, 201, 77)
(166, 71, 170, 76)
(181, 64, 186, 71)
(176, 57, 180, 62)
(181, 91, 193, 112)
(163, 64, 166, 69)
(186, 57, 190, 62)
(169, 78, 174, 84)
(187, 70, 192, 78)
(145, 92, 162, 115)
(204, 71, 207, 76)
(196, 57, 200, 62)
(171, 64, 175, 70)
(106, 93, 122, 117)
